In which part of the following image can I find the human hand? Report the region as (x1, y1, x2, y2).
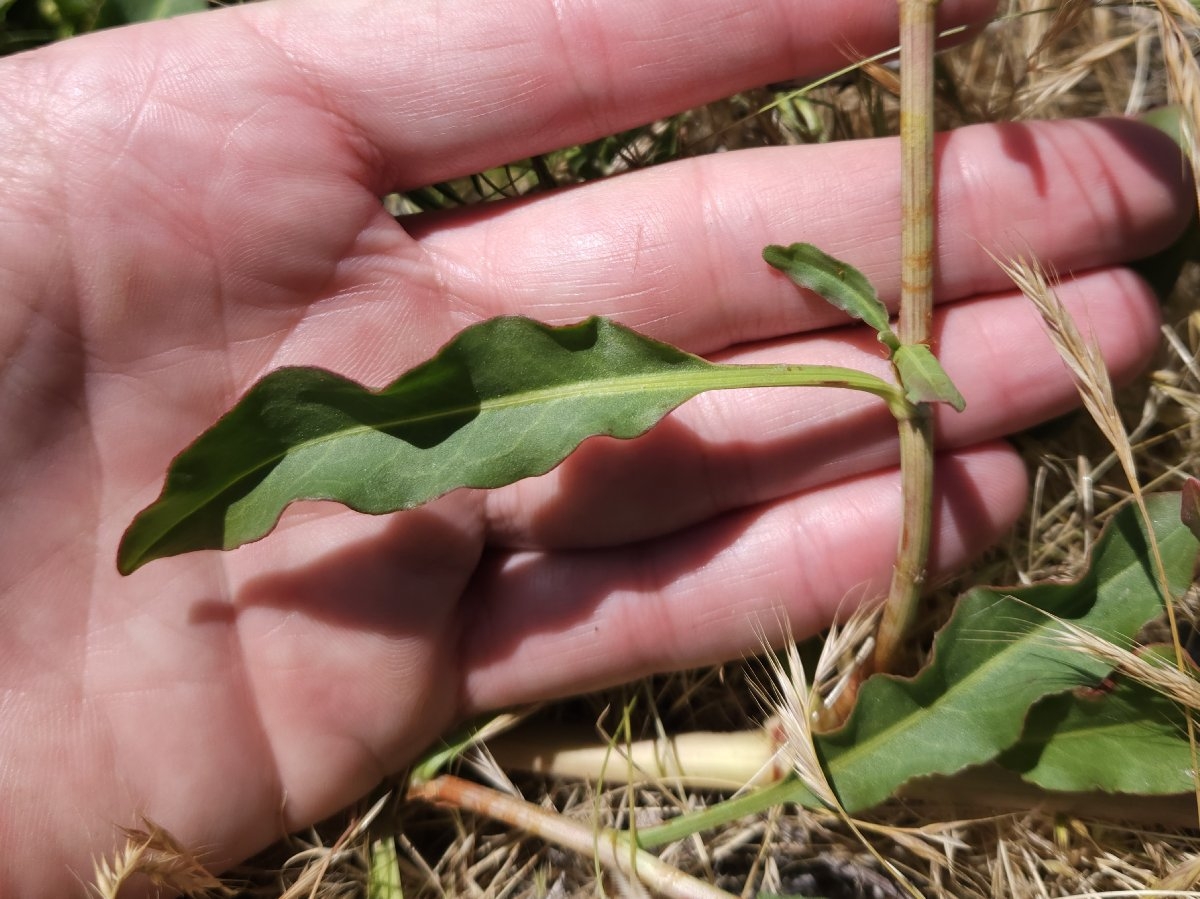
(0, 0, 1189, 893)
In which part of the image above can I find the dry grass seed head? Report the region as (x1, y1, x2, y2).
(757, 619, 941, 899)
(273, 792, 391, 899)
(1144, 0, 1200, 218)
(92, 819, 225, 899)
(1049, 615, 1200, 712)
(991, 253, 1135, 480)
(759, 637, 838, 811)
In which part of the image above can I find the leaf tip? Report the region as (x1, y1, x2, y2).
(761, 243, 794, 269)
(116, 520, 154, 576)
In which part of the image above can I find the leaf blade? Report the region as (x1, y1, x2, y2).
(813, 495, 1198, 810)
(998, 668, 1195, 795)
(892, 343, 966, 411)
(119, 316, 898, 573)
(763, 243, 895, 341)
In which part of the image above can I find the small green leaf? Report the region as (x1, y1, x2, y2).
(368, 837, 404, 899)
(119, 315, 900, 574)
(811, 495, 1197, 811)
(892, 343, 966, 411)
(999, 656, 1195, 794)
(763, 243, 896, 344)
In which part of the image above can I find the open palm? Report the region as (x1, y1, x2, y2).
(0, 0, 1189, 894)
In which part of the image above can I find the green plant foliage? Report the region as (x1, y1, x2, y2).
(19, 0, 100, 36)
(368, 837, 404, 899)
(639, 497, 1200, 849)
(892, 343, 966, 411)
(0, 0, 206, 51)
(95, 0, 205, 27)
(560, 120, 682, 181)
(812, 495, 1198, 811)
(763, 242, 895, 343)
(1134, 106, 1200, 299)
(119, 315, 901, 574)
(998, 651, 1195, 794)
(763, 242, 964, 411)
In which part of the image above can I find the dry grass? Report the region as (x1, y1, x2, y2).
(91, 821, 226, 899)
(92, 1, 1200, 897)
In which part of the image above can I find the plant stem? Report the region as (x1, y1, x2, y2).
(871, 0, 941, 677)
(895, 1, 938, 350)
(487, 726, 785, 792)
(634, 779, 810, 850)
(406, 775, 737, 899)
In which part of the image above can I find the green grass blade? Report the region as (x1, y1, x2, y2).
(368, 837, 404, 899)
(119, 315, 899, 574)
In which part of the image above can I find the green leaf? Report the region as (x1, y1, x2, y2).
(892, 343, 966, 411)
(762, 243, 897, 346)
(812, 495, 1197, 811)
(1133, 108, 1200, 300)
(119, 315, 901, 574)
(368, 838, 404, 899)
(39, 0, 101, 33)
(96, 0, 205, 25)
(999, 652, 1195, 794)
(632, 497, 1200, 846)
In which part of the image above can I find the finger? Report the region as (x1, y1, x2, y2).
(412, 118, 1188, 351)
(482, 265, 1158, 548)
(3, 0, 992, 362)
(458, 442, 1025, 713)
(215, 0, 995, 189)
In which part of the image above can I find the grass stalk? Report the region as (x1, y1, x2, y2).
(871, 0, 941, 677)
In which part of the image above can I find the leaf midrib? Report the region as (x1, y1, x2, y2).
(181, 362, 870, 501)
(127, 357, 895, 567)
